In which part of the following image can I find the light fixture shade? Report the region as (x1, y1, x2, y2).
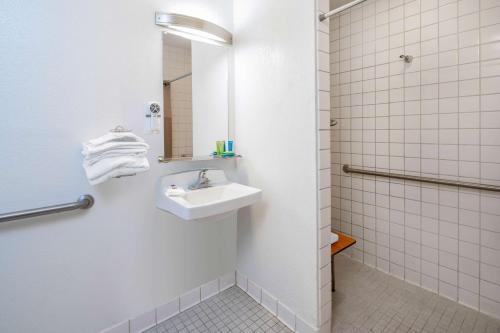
(155, 12, 232, 46)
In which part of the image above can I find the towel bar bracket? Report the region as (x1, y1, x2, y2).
(78, 195, 94, 209)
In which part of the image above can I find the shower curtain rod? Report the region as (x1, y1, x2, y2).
(319, 0, 367, 21)
(163, 72, 192, 86)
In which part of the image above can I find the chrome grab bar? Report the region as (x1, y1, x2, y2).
(0, 195, 94, 224)
(343, 165, 500, 193)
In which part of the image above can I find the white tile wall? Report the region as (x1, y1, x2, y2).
(330, 0, 500, 320)
(317, 0, 332, 331)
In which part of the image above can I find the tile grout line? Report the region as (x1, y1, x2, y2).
(456, 0, 460, 306)
(478, 0, 482, 314)
(402, 0, 406, 283)
(419, 0, 424, 290)
(436, 0, 441, 300)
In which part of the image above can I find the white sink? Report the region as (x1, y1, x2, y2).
(156, 169, 262, 221)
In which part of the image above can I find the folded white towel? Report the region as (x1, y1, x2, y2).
(83, 149, 147, 167)
(87, 132, 144, 146)
(82, 141, 149, 158)
(82, 131, 150, 185)
(84, 157, 150, 185)
(84, 156, 149, 182)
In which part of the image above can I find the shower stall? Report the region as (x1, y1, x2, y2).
(324, 0, 500, 320)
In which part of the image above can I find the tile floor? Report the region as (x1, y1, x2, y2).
(331, 254, 500, 333)
(145, 286, 292, 333)
(145, 255, 500, 332)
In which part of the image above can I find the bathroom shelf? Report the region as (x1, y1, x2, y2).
(331, 233, 356, 256)
(158, 154, 242, 163)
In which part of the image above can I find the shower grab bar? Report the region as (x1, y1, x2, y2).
(0, 195, 94, 224)
(342, 165, 500, 193)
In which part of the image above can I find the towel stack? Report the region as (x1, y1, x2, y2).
(82, 132, 150, 185)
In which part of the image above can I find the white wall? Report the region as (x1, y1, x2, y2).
(233, 0, 319, 327)
(330, 0, 500, 319)
(0, 0, 236, 332)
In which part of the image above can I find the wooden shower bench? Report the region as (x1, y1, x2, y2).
(331, 232, 356, 292)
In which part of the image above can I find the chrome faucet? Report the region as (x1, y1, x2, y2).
(189, 169, 210, 190)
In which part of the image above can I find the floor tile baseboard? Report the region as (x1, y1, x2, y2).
(101, 270, 322, 333)
(100, 271, 236, 333)
(235, 270, 320, 333)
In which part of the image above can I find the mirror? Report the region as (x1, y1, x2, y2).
(162, 33, 230, 160)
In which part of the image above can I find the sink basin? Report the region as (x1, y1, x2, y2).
(156, 169, 262, 221)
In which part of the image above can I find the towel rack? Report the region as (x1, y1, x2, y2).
(0, 195, 94, 224)
(343, 165, 500, 193)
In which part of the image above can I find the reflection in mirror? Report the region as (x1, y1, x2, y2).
(162, 33, 230, 161)
(163, 34, 193, 159)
